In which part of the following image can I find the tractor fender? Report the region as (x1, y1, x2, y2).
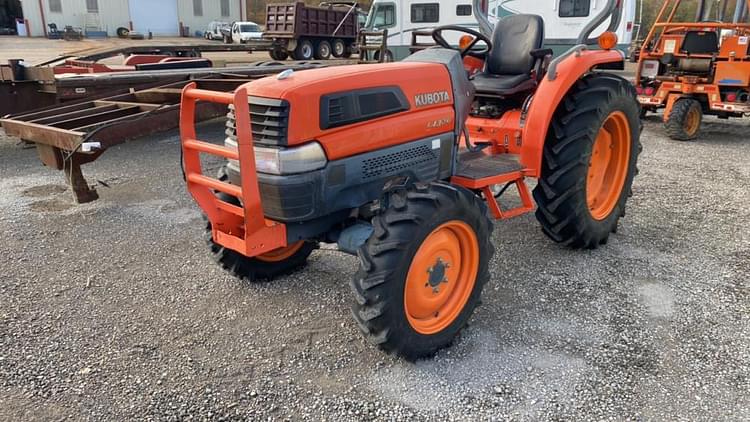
(521, 48, 624, 177)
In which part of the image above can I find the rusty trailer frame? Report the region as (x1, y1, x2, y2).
(0, 64, 323, 203)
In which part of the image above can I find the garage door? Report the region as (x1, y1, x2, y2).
(129, 0, 179, 36)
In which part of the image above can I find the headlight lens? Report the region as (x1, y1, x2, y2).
(225, 138, 327, 175)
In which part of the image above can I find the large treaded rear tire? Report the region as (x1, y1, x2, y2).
(533, 73, 642, 249)
(665, 98, 702, 141)
(205, 167, 316, 281)
(350, 182, 494, 360)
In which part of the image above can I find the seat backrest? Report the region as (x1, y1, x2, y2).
(487, 14, 544, 76)
(681, 31, 719, 55)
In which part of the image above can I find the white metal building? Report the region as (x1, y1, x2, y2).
(17, 0, 243, 37)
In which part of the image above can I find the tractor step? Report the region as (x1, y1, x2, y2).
(451, 152, 535, 220)
(455, 151, 523, 180)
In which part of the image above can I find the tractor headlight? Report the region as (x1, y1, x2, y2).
(225, 138, 328, 175)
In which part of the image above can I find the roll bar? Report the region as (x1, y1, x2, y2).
(472, 0, 493, 38)
(472, 0, 622, 45)
(577, 0, 621, 45)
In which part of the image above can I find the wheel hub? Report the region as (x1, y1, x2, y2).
(426, 258, 450, 293)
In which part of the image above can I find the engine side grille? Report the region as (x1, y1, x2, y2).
(225, 96, 290, 146)
(362, 144, 436, 180)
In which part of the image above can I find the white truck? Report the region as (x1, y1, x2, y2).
(363, 0, 637, 60)
(222, 21, 264, 44)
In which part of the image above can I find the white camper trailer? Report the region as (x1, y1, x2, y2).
(363, 0, 484, 60)
(364, 0, 636, 60)
(489, 0, 636, 54)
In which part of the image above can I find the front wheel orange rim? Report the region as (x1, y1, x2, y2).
(587, 111, 632, 221)
(256, 241, 305, 263)
(404, 221, 479, 335)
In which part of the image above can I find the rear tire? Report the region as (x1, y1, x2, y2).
(332, 38, 346, 58)
(666, 98, 702, 141)
(205, 167, 317, 281)
(293, 38, 314, 61)
(315, 40, 332, 60)
(351, 182, 494, 360)
(268, 49, 288, 61)
(533, 73, 642, 249)
(342, 44, 354, 58)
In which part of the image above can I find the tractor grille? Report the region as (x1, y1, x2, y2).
(225, 96, 290, 146)
(362, 144, 436, 180)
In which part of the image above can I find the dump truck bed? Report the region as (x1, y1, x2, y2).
(265, 2, 358, 40)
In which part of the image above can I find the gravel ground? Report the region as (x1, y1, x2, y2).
(0, 111, 748, 421)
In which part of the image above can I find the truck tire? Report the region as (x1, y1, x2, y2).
(332, 39, 346, 58)
(665, 98, 702, 141)
(342, 43, 354, 58)
(223, 34, 232, 44)
(533, 73, 642, 249)
(351, 182, 494, 360)
(314, 40, 332, 60)
(293, 38, 314, 61)
(205, 167, 317, 281)
(269, 49, 289, 60)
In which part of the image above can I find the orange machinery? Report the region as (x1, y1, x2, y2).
(179, 0, 642, 359)
(636, 0, 750, 140)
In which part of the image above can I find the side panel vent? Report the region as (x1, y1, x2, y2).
(362, 144, 435, 179)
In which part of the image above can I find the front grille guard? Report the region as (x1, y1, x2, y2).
(180, 82, 287, 257)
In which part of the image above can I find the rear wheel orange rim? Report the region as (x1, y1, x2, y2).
(684, 106, 701, 136)
(256, 241, 305, 263)
(404, 221, 479, 335)
(587, 111, 632, 221)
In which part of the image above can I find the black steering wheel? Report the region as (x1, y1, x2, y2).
(432, 25, 492, 58)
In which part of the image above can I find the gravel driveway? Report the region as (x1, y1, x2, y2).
(0, 115, 748, 421)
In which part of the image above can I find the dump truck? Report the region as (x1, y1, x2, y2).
(264, 1, 361, 60)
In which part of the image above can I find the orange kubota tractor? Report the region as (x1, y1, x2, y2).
(179, 0, 641, 359)
(637, 0, 750, 140)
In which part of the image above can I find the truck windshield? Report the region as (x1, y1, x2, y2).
(366, 3, 396, 29)
(240, 24, 261, 32)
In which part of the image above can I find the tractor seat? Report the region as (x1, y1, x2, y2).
(472, 14, 545, 97)
(680, 30, 719, 55)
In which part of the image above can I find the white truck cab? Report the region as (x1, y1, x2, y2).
(231, 21, 264, 44)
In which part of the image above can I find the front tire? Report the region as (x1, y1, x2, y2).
(351, 182, 494, 360)
(533, 73, 642, 249)
(206, 167, 317, 281)
(666, 98, 702, 141)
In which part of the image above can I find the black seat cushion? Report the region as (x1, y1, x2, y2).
(472, 73, 533, 93)
(681, 31, 719, 55)
(472, 14, 545, 96)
